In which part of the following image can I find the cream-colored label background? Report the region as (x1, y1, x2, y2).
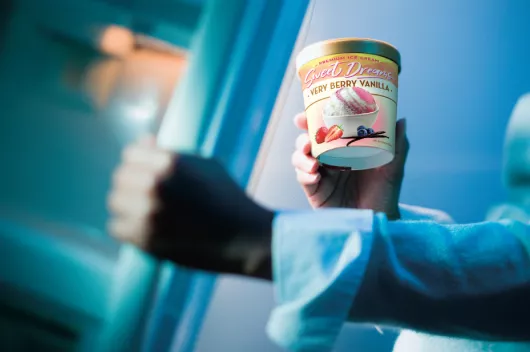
(303, 76, 398, 160)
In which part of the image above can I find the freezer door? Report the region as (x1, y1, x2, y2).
(148, 0, 313, 351)
(0, 0, 312, 350)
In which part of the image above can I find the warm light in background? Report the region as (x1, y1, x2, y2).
(86, 47, 187, 141)
(57, 23, 188, 142)
(61, 25, 188, 113)
(84, 58, 122, 109)
(98, 25, 135, 57)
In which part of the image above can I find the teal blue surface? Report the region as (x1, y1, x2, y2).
(0, 0, 309, 350)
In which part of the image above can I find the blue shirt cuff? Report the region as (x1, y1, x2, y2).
(266, 209, 376, 351)
(398, 203, 454, 223)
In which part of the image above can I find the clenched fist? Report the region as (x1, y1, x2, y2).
(107, 136, 274, 280)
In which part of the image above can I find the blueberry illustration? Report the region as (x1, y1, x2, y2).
(367, 128, 374, 135)
(357, 125, 367, 131)
(358, 129, 367, 137)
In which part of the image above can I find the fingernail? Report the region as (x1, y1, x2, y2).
(307, 160, 318, 173)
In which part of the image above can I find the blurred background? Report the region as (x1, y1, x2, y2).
(0, 0, 529, 351)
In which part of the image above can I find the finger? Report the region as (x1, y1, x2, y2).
(107, 191, 159, 218)
(121, 143, 175, 171)
(394, 118, 409, 162)
(291, 150, 319, 174)
(295, 168, 321, 186)
(107, 218, 148, 247)
(319, 166, 342, 179)
(295, 133, 312, 155)
(296, 169, 321, 199)
(112, 165, 158, 193)
(293, 112, 308, 131)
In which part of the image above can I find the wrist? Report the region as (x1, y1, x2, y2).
(358, 202, 401, 221)
(241, 208, 274, 281)
(386, 207, 401, 220)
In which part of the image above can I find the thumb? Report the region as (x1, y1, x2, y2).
(394, 118, 409, 164)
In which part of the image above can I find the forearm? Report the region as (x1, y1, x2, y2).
(239, 208, 274, 281)
(349, 215, 530, 341)
(266, 205, 530, 351)
(267, 208, 376, 351)
(251, 203, 454, 282)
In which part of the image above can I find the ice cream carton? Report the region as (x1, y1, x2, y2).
(296, 38, 401, 170)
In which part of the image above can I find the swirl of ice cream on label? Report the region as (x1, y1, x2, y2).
(324, 87, 377, 116)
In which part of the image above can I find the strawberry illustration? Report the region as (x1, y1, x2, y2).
(325, 125, 343, 142)
(315, 126, 328, 144)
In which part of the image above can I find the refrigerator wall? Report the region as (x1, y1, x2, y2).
(0, 0, 312, 351)
(0, 0, 196, 350)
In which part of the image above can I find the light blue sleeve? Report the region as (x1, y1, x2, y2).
(267, 205, 530, 350)
(266, 208, 375, 352)
(349, 216, 530, 341)
(265, 204, 453, 351)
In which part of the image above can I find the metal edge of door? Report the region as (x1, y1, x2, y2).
(168, 1, 313, 351)
(142, 0, 252, 351)
(246, 0, 315, 196)
(143, 0, 312, 351)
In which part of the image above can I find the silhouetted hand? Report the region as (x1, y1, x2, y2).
(108, 136, 273, 279)
(291, 113, 409, 220)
